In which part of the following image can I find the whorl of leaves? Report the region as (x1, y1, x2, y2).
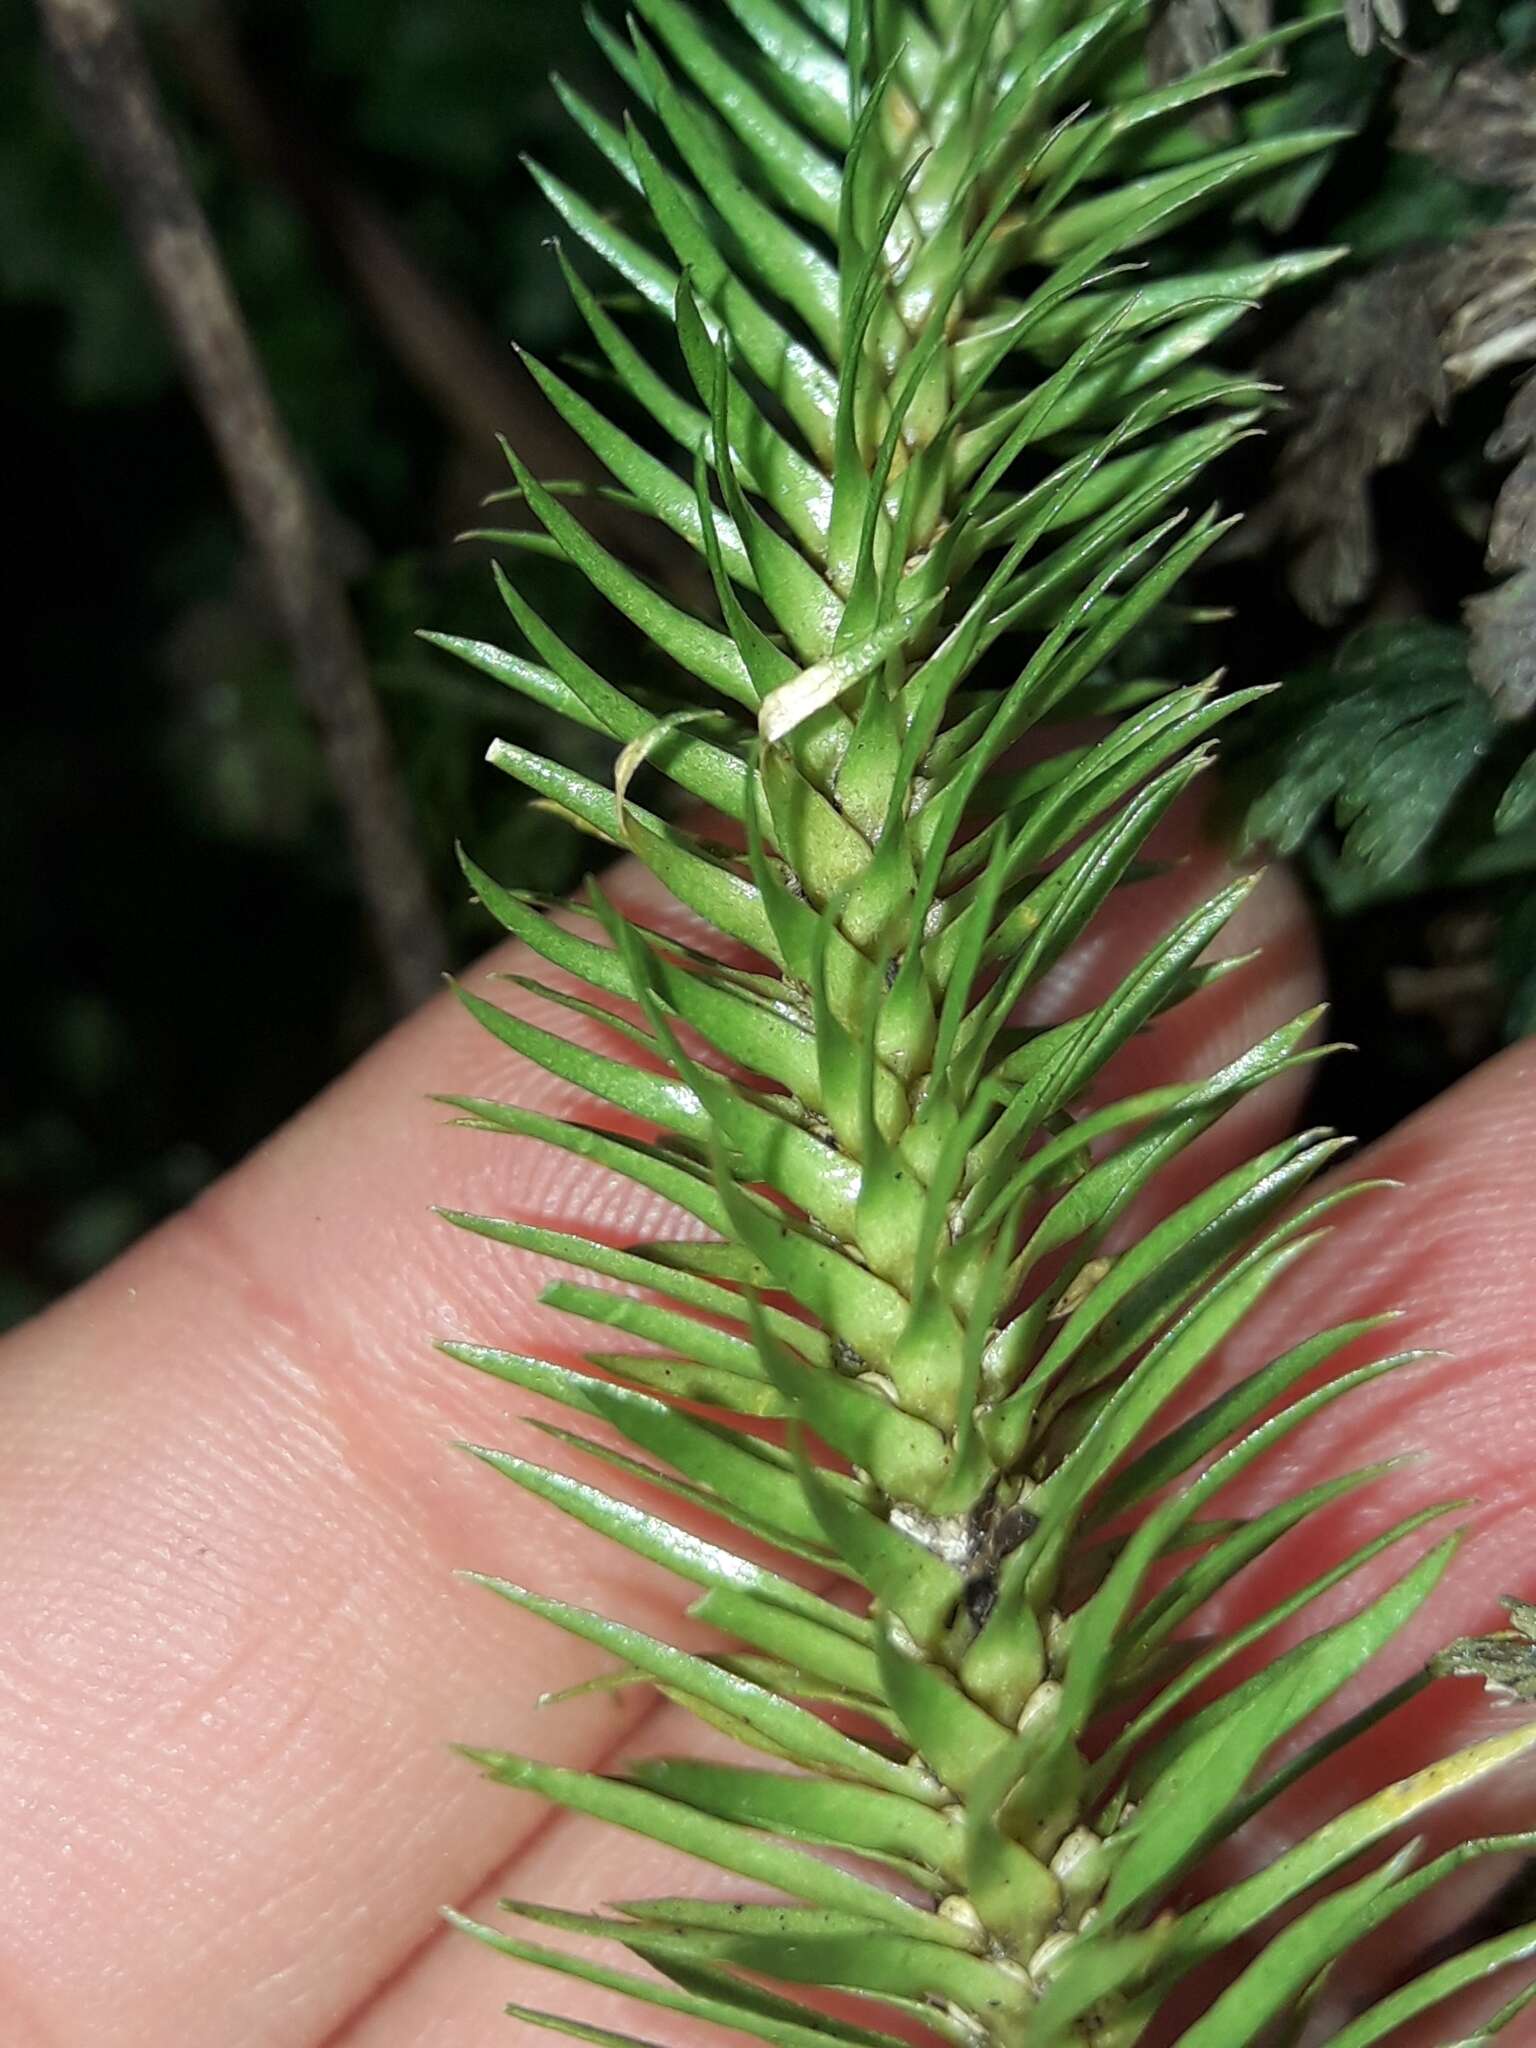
(427, 3, 1536, 2042)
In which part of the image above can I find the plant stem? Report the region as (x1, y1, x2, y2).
(37, 0, 448, 1014)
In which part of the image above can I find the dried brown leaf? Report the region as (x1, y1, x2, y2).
(1487, 375, 1536, 575)
(1466, 567, 1536, 718)
(1438, 222, 1536, 387)
(1396, 55, 1536, 190)
(1246, 258, 1447, 622)
(1434, 1597, 1536, 1704)
(1253, 138, 1536, 690)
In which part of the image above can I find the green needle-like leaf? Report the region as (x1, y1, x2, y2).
(430, 2, 1536, 2039)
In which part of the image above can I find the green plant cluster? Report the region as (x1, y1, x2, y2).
(436, 1, 1536, 2039)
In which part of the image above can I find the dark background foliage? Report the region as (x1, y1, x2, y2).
(5, 0, 1535, 1328)
(2, 1, 623, 1323)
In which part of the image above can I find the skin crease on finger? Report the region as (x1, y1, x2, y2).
(12, 793, 1514, 2048)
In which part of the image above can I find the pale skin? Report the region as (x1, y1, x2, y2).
(2, 809, 1534, 2045)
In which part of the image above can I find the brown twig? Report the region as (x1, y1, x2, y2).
(159, 2, 681, 574)
(161, 4, 550, 460)
(37, 0, 448, 1013)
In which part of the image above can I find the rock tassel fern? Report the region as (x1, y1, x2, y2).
(426, 2, 1536, 2039)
